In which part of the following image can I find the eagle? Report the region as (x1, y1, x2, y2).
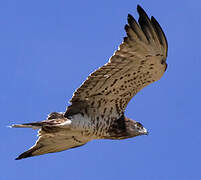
(11, 5, 168, 160)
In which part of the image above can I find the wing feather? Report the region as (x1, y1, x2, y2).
(15, 128, 87, 160)
(65, 5, 168, 119)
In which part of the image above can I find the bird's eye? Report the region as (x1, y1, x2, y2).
(137, 122, 143, 128)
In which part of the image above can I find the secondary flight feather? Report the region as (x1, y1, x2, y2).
(11, 5, 168, 160)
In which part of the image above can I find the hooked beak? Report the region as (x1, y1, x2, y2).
(143, 127, 149, 136)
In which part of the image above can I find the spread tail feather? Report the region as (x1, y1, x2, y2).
(11, 116, 70, 129)
(10, 122, 44, 129)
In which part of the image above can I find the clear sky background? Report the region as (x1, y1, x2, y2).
(1, 0, 201, 179)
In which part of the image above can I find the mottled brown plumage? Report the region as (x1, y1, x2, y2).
(11, 5, 168, 160)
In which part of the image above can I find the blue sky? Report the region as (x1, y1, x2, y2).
(1, 0, 201, 179)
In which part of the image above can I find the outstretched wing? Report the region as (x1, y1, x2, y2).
(15, 128, 87, 160)
(65, 5, 168, 119)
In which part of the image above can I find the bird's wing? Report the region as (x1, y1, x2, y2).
(65, 5, 168, 119)
(15, 128, 87, 160)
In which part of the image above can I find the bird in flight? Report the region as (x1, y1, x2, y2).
(11, 5, 168, 160)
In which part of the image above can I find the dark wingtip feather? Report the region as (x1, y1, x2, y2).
(151, 16, 168, 55)
(15, 156, 22, 160)
(137, 5, 150, 28)
(15, 145, 41, 160)
(124, 24, 129, 31)
(15, 151, 32, 160)
(128, 13, 132, 18)
(137, 5, 148, 17)
(127, 14, 135, 27)
(151, 16, 168, 43)
(137, 4, 142, 10)
(137, 4, 156, 42)
(127, 14, 134, 22)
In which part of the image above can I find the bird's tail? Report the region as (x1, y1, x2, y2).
(10, 116, 70, 130)
(10, 112, 68, 129)
(10, 122, 45, 129)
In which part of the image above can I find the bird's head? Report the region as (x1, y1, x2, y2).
(125, 118, 149, 138)
(107, 116, 148, 140)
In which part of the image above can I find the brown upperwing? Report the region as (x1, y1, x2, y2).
(65, 5, 168, 120)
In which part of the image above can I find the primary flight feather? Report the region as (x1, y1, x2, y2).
(11, 5, 168, 160)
